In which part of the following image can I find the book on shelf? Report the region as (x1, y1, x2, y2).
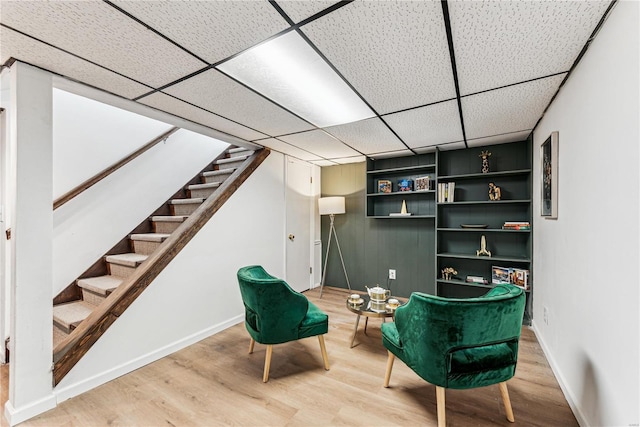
(438, 182, 455, 203)
(502, 221, 530, 230)
(389, 213, 412, 216)
(492, 265, 530, 290)
(378, 179, 392, 193)
(466, 275, 488, 284)
(397, 179, 413, 192)
(414, 175, 432, 191)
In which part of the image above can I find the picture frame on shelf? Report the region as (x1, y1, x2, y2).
(415, 175, 431, 191)
(378, 179, 392, 193)
(541, 131, 558, 219)
(397, 178, 413, 192)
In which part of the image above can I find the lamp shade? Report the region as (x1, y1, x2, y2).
(318, 196, 345, 215)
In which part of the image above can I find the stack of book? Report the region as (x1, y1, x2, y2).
(437, 182, 455, 202)
(466, 275, 488, 284)
(502, 221, 530, 230)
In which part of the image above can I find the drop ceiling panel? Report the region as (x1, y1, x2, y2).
(258, 138, 322, 162)
(467, 130, 532, 148)
(384, 100, 463, 149)
(138, 92, 267, 141)
(370, 149, 415, 159)
(331, 155, 366, 165)
(462, 74, 566, 140)
(0, 1, 205, 88)
(301, 1, 456, 114)
(0, 27, 151, 99)
(324, 117, 406, 157)
(436, 141, 467, 151)
(163, 69, 314, 136)
(112, 1, 289, 64)
(279, 130, 360, 160)
(310, 159, 339, 167)
(449, 0, 612, 95)
(277, 1, 341, 24)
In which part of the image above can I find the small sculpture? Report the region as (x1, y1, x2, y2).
(479, 150, 491, 173)
(488, 182, 501, 201)
(400, 200, 408, 214)
(441, 267, 458, 280)
(476, 235, 491, 257)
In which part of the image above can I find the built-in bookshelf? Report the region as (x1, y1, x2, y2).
(364, 140, 533, 323)
(435, 140, 532, 322)
(365, 153, 436, 218)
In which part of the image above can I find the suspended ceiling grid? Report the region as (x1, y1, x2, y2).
(0, 0, 614, 165)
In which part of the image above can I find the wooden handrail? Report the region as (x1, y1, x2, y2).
(52, 148, 270, 385)
(53, 127, 180, 210)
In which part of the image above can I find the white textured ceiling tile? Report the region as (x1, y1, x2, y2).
(369, 150, 415, 160)
(450, 0, 612, 95)
(413, 146, 438, 154)
(112, 1, 289, 64)
(164, 69, 314, 136)
(277, 1, 341, 23)
(324, 117, 406, 156)
(310, 159, 340, 167)
(467, 130, 532, 148)
(1, 1, 205, 88)
(0, 27, 151, 99)
(258, 138, 322, 162)
(384, 100, 463, 148)
(137, 92, 267, 141)
(279, 130, 360, 159)
(332, 155, 366, 165)
(302, 1, 456, 114)
(462, 74, 566, 140)
(437, 141, 467, 151)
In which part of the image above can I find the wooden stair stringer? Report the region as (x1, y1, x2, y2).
(52, 148, 270, 386)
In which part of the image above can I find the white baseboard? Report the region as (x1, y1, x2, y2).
(531, 321, 587, 426)
(3, 393, 56, 426)
(53, 314, 244, 404)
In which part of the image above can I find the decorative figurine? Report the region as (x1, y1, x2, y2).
(401, 200, 408, 214)
(479, 150, 491, 173)
(488, 182, 501, 200)
(441, 267, 458, 280)
(476, 235, 492, 257)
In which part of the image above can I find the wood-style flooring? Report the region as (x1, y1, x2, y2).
(1, 286, 577, 426)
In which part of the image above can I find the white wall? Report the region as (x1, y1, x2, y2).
(54, 152, 287, 402)
(53, 89, 173, 199)
(53, 128, 229, 295)
(532, 2, 639, 426)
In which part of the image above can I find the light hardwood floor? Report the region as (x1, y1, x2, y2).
(1, 286, 577, 426)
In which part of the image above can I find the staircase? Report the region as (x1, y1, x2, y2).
(52, 146, 254, 348)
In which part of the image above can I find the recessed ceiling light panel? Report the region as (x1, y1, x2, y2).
(217, 31, 375, 128)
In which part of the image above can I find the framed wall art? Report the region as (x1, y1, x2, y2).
(541, 131, 558, 219)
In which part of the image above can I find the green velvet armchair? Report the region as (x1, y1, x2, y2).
(381, 285, 526, 427)
(236, 265, 330, 382)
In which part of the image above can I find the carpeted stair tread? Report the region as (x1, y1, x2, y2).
(105, 253, 148, 267)
(187, 182, 221, 190)
(228, 150, 254, 158)
(215, 155, 248, 165)
(201, 168, 235, 178)
(168, 198, 204, 205)
(77, 275, 123, 295)
(129, 233, 171, 242)
(53, 301, 95, 330)
(150, 215, 188, 222)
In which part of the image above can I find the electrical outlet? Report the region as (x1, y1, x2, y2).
(389, 269, 396, 280)
(543, 306, 549, 325)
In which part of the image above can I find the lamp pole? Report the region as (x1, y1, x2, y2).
(320, 213, 351, 298)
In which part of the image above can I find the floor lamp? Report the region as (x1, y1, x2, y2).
(319, 196, 351, 298)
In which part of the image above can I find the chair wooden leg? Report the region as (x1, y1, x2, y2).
(499, 381, 515, 422)
(383, 351, 395, 387)
(436, 386, 446, 427)
(248, 338, 255, 354)
(262, 345, 273, 383)
(318, 335, 330, 370)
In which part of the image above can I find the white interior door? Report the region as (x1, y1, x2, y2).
(0, 107, 7, 363)
(285, 157, 312, 293)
